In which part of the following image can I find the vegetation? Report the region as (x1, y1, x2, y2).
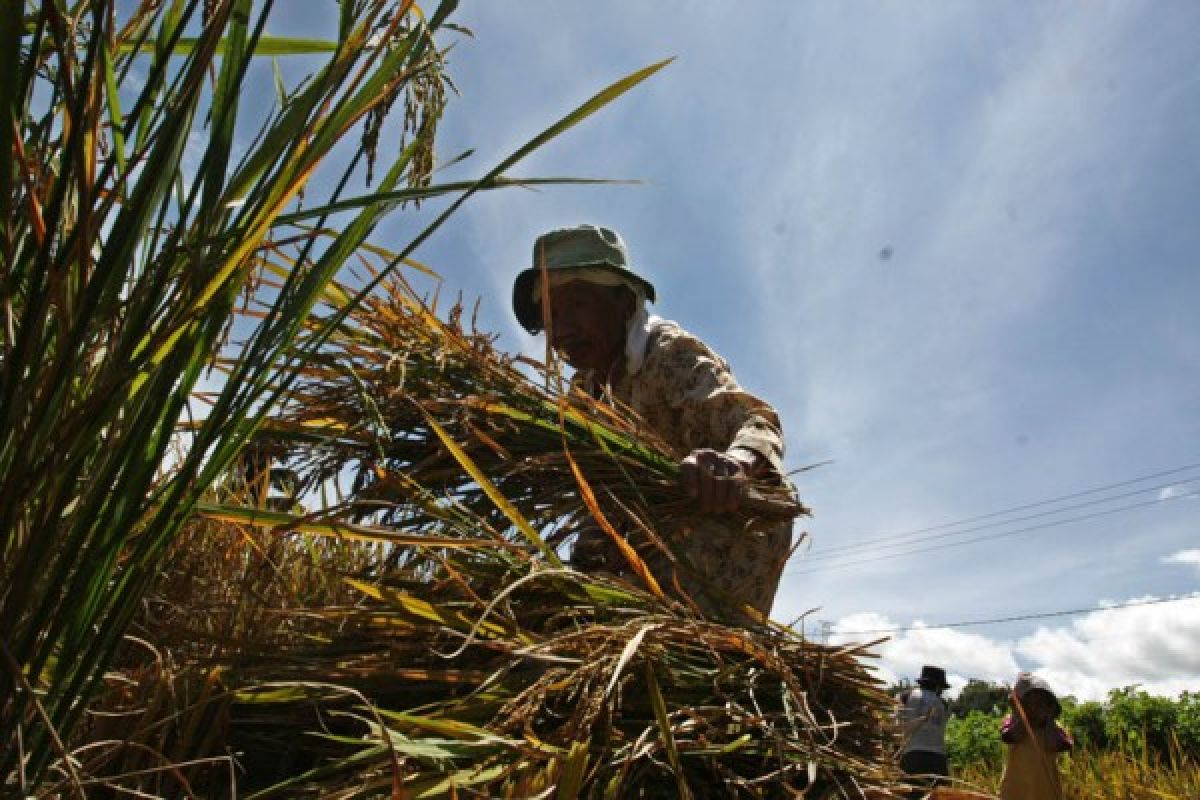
(86, 259, 898, 797)
(2, 1, 902, 797)
(947, 680, 1010, 718)
(1, 0, 458, 785)
(943, 686, 1200, 799)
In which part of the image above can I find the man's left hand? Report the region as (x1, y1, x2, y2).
(680, 448, 757, 513)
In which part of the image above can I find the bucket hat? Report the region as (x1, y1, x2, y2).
(917, 665, 951, 690)
(512, 224, 656, 334)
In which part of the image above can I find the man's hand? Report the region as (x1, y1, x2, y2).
(680, 448, 758, 513)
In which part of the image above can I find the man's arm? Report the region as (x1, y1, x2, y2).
(648, 329, 785, 513)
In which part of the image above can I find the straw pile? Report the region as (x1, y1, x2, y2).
(126, 272, 905, 797)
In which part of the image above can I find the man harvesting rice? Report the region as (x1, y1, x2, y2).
(513, 224, 793, 618)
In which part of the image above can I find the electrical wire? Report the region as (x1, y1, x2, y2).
(785, 489, 1199, 575)
(830, 594, 1200, 637)
(801, 477, 1199, 562)
(806, 461, 1200, 556)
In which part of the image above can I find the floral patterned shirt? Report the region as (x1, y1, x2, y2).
(578, 314, 793, 617)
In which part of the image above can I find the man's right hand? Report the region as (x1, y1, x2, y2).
(680, 448, 753, 513)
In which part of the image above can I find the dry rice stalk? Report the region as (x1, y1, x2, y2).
(115, 271, 903, 797)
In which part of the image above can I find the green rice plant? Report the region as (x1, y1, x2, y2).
(0, 1, 666, 790)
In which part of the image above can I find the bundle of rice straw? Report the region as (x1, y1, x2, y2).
(145, 272, 905, 798)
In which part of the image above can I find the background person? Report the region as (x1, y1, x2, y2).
(999, 672, 1073, 800)
(897, 664, 951, 795)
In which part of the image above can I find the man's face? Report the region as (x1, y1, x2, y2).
(545, 280, 631, 371)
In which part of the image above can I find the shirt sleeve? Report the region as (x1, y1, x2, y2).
(1000, 714, 1021, 743)
(642, 326, 786, 477)
(1051, 723, 1074, 753)
(897, 690, 938, 736)
(897, 692, 920, 735)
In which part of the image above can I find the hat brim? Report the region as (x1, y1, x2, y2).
(512, 264, 656, 334)
(917, 669, 951, 690)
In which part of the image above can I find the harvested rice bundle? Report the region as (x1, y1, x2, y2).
(218, 559, 900, 798)
(193, 277, 902, 797)
(269, 275, 805, 605)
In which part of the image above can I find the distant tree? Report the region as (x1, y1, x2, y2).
(1105, 687, 1181, 760)
(1177, 691, 1200, 758)
(885, 678, 914, 703)
(950, 679, 1010, 717)
(1061, 698, 1108, 750)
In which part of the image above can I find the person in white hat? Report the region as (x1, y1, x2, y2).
(513, 224, 793, 618)
(999, 672, 1073, 800)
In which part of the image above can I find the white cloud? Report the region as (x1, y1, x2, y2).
(1164, 549, 1200, 569)
(1017, 595, 1200, 700)
(830, 613, 1020, 694)
(1159, 485, 1198, 501)
(831, 595, 1200, 701)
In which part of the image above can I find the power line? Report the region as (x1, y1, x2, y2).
(830, 594, 1200, 637)
(805, 461, 1200, 557)
(800, 477, 1200, 562)
(785, 489, 1199, 575)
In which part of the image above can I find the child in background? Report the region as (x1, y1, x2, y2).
(999, 672, 1073, 800)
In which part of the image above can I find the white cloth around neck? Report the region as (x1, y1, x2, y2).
(532, 269, 661, 375)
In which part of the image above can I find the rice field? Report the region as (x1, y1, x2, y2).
(949, 749, 1200, 800)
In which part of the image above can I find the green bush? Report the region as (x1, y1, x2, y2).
(1105, 687, 1179, 760)
(946, 710, 1004, 773)
(1062, 699, 1109, 751)
(1177, 691, 1200, 757)
(943, 682, 1200, 774)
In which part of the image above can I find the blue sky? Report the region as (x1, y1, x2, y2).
(265, 2, 1200, 700)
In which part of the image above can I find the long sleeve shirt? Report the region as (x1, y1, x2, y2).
(896, 688, 948, 756)
(579, 313, 793, 616)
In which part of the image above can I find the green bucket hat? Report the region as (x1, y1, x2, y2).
(512, 224, 656, 334)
